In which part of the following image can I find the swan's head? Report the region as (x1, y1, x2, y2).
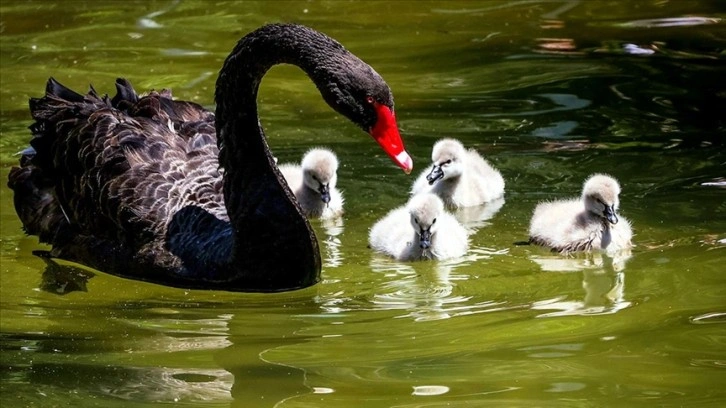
(407, 193, 444, 250)
(301, 148, 339, 204)
(426, 138, 466, 185)
(582, 174, 621, 224)
(317, 53, 412, 174)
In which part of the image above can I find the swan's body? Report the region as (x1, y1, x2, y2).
(529, 174, 632, 254)
(369, 193, 468, 261)
(411, 138, 504, 208)
(279, 148, 344, 219)
(7, 24, 413, 292)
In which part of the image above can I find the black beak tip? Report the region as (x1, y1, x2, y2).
(426, 170, 443, 185)
(604, 207, 618, 224)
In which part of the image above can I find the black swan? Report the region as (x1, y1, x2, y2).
(7, 23, 413, 292)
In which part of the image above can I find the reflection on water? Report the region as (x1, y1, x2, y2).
(370, 256, 465, 321)
(318, 217, 344, 269)
(3, 363, 234, 404)
(98, 367, 234, 403)
(530, 250, 632, 317)
(368, 245, 508, 321)
(453, 196, 505, 232)
(37, 256, 95, 295)
(0, 305, 320, 405)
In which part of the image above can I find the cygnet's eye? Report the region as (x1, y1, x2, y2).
(413, 217, 419, 225)
(432, 218, 437, 224)
(441, 159, 452, 166)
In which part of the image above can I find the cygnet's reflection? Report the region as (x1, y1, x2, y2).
(530, 249, 632, 317)
(453, 196, 505, 232)
(318, 216, 344, 268)
(369, 256, 467, 321)
(369, 231, 514, 320)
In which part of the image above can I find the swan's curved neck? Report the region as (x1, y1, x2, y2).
(215, 25, 345, 171)
(212, 25, 347, 290)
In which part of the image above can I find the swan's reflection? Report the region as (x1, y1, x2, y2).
(530, 249, 632, 317)
(115, 308, 315, 406)
(26, 305, 315, 405)
(99, 366, 234, 402)
(318, 216, 344, 268)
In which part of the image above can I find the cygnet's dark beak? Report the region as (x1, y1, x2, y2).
(419, 228, 432, 249)
(426, 164, 444, 185)
(318, 183, 331, 205)
(604, 205, 618, 224)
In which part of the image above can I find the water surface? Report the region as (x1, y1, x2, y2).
(1, 1, 725, 407)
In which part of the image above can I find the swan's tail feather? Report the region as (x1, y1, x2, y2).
(7, 164, 70, 244)
(27, 78, 112, 175)
(111, 78, 139, 109)
(10, 76, 217, 252)
(46, 77, 85, 103)
(10, 78, 135, 245)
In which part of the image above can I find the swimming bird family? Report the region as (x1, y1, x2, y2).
(7, 24, 632, 292)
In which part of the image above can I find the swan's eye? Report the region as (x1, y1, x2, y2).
(366, 96, 375, 104)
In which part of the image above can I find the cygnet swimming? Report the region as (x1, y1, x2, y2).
(279, 148, 344, 219)
(369, 193, 468, 261)
(411, 138, 505, 208)
(528, 173, 632, 254)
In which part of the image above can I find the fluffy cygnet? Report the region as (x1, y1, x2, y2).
(529, 174, 632, 254)
(279, 148, 344, 219)
(369, 193, 468, 261)
(411, 138, 505, 208)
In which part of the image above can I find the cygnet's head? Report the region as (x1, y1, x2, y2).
(408, 193, 444, 249)
(425, 138, 466, 185)
(302, 148, 339, 204)
(582, 174, 621, 224)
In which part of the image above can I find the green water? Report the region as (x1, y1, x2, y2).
(1, 1, 725, 406)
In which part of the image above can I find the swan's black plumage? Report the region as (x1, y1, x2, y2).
(7, 23, 404, 292)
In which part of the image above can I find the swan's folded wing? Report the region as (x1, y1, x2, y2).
(14, 78, 223, 247)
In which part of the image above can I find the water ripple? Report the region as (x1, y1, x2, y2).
(620, 17, 722, 28)
(689, 312, 726, 325)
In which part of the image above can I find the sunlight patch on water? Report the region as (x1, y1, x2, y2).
(160, 48, 209, 57)
(545, 382, 586, 393)
(412, 385, 450, 396)
(137, 0, 180, 29)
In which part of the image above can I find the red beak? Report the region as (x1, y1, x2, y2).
(369, 103, 413, 174)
